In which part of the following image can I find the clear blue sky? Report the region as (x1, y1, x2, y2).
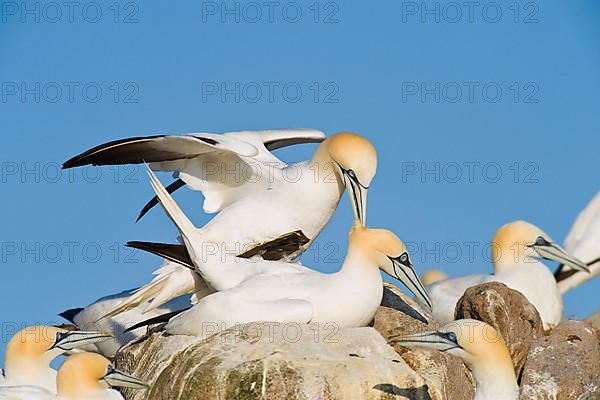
(1, 1, 599, 361)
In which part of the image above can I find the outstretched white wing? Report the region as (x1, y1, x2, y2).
(63, 129, 325, 214)
(558, 192, 600, 293)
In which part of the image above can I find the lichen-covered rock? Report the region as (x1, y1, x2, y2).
(454, 282, 543, 376)
(520, 320, 600, 400)
(115, 321, 431, 400)
(373, 283, 475, 400)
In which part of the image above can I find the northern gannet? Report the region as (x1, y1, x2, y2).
(0, 326, 111, 392)
(58, 280, 195, 358)
(69, 130, 378, 317)
(164, 221, 429, 337)
(0, 352, 148, 400)
(427, 221, 589, 329)
(390, 319, 519, 400)
(141, 166, 430, 336)
(421, 268, 448, 286)
(555, 191, 600, 292)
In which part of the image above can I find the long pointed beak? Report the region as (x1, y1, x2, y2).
(391, 258, 433, 312)
(51, 330, 112, 351)
(101, 368, 150, 390)
(532, 243, 590, 273)
(389, 330, 460, 352)
(342, 171, 368, 225)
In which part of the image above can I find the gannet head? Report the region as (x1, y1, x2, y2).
(390, 319, 515, 379)
(58, 352, 149, 397)
(349, 224, 432, 311)
(421, 268, 448, 286)
(4, 326, 112, 371)
(491, 220, 589, 273)
(326, 132, 377, 225)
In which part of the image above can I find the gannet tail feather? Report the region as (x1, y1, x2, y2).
(146, 166, 199, 247)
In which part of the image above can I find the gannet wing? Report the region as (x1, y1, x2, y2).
(165, 295, 314, 337)
(63, 129, 325, 216)
(557, 192, 600, 293)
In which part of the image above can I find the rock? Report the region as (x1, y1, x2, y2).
(454, 282, 543, 376)
(586, 309, 600, 330)
(373, 283, 475, 400)
(520, 320, 600, 400)
(115, 321, 431, 400)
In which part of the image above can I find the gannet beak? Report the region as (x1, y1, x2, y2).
(389, 330, 461, 352)
(50, 330, 112, 351)
(530, 241, 590, 273)
(340, 167, 368, 225)
(389, 255, 433, 312)
(101, 366, 150, 390)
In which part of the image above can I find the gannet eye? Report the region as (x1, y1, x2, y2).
(399, 252, 409, 265)
(347, 169, 357, 180)
(535, 236, 548, 246)
(446, 332, 458, 344)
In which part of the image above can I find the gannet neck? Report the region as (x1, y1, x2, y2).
(471, 355, 519, 400)
(340, 242, 379, 276)
(454, 320, 518, 400)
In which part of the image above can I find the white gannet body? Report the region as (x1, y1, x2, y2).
(81, 130, 379, 317)
(163, 221, 431, 337)
(391, 319, 519, 400)
(0, 352, 148, 400)
(556, 191, 600, 293)
(428, 221, 589, 329)
(0, 326, 111, 393)
(59, 275, 196, 358)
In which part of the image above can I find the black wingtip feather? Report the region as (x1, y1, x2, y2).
(124, 308, 189, 333)
(126, 241, 195, 270)
(136, 179, 186, 222)
(58, 307, 84, 323)
(62, 135, 166, 169)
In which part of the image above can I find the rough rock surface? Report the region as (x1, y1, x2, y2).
(454, 282, 544, 376)
(520, 320, 600, 400)
(116, 321, 431, 400)
(586, 309, 600, 331)
(373, 283, 475, 400)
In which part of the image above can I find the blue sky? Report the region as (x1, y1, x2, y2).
(0, 1, 599, 361)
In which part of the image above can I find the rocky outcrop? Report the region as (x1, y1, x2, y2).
(374, 283, 475, 400)
(520, 320, 600, 400)
(116, 322, 431, 400)
(454, 282, 544, 376)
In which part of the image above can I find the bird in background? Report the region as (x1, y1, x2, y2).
(124, 167, 431, 337)
(0, 352, 148, 400)
(63, 129, 379, 319)
(420, 268, 448, 286)
(554, 191, 600, 293)
(390, 319, 519, 400)
(426, 221, 589, 329)
(57, 284, 195, 358)
(0, 326, 111, 392)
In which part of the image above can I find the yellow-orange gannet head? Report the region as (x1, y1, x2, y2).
(348, 223, 431, 311)
(491, 220, 588, 274)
